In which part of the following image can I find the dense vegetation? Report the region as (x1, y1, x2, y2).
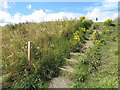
(1, 17, 118, 88)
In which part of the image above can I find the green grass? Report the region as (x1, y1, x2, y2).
(79, 37, 118, 88)
(89, 28, 118, 88)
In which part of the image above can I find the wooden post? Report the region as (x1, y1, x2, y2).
(28, 41, 32, 66)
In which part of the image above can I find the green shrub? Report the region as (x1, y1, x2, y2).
(79, 16, 86, 21)
(81, 19, 93, 29)
(74, 17, 93, 30)
(103, 19, 113, 26)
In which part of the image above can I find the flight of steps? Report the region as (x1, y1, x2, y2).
(59, 53, 80, 73)
(70, 52, 84, 56)
(49, 36, 93, 88)
(59, 39, 93, 74)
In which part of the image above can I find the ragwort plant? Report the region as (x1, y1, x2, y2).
(72, 16, 93, 52)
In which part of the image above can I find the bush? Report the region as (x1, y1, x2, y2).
(80, 16, 86, 21)
(103, 19, 113, 26)
(74, 17, 93, 30)
(81, 19, 93, 29)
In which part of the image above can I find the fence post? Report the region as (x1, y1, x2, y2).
(28, 41, 32, 66)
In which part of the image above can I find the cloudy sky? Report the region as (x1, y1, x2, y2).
(0, 0, 118, 26)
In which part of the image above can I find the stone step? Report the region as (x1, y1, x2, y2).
(66, 58, 78, 63)
(70, 52, 84, 56)
(59, 66, 74, 73)
(49, 76, 71, 88)
(84, 41, 93, 49)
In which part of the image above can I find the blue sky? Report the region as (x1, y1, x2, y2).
(8, 2, 102, 15)
(0, 0, 118, 26)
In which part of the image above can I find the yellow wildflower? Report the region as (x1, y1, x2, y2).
(94, 40, 100, 44)
(73, 31, 79, 35)
(79, 27, 86, 32)
(92, 31, 97, 35)
(74, 35, 80, 41)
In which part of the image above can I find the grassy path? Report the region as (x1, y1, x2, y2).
(49, 35, 93, 88)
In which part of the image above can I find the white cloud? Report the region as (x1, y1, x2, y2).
(86, 8, 117, 22)
(34, 9, 53, 13)
(85, 0, 118, 22)
(0, 11, 12, 23)
(21, 10, 47, 22)
(0, 9, 83, 26)
(20, 10, 83, 22)
(101, 0, 118, 10)
(26, 5, 32, 9)
(45, 9, 53, 12)
(0, 0, 9, 10)
(45, 12, 83, 21)
(0, 23, 8, 26)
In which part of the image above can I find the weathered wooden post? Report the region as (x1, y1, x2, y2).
(28, 41, 32, 66)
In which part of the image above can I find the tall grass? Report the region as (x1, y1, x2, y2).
(2, 18, 93, 88)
